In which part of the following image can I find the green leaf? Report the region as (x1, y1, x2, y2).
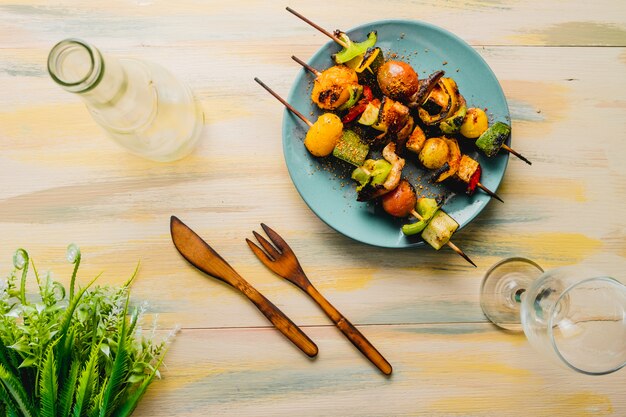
(58, 358, 80, 417)
(100, 344, 110, 358)
(124, 308, 140, 350)
(123, 261, 140, 289)
(0, 380, 19, 416)
(111, 347, 169, 417)
(66, 244, 81, 301)
(57, 273, 100, 344)
(72, 342, 100, 417)
(18, 356, 37, 369)
(12, 249, 29, 305)
(0, 363, 36, 417)
(39, 343, 57, 417)
(57, 325, 76, 389)
(8, 340, 29, 354)
(87, 381, 106, 417)
(0, 335, 21, 376)
(98, 296, 131, 417)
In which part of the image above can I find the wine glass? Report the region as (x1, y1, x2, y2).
(480, 257, 626, 375)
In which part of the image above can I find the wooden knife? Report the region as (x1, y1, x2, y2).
(170, 216, 318, 357)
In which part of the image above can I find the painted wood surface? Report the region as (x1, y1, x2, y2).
(0, 0, 625, 415)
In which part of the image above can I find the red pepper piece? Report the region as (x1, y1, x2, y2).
(341, 86, 373, 123)
(467, 165, 481, 194)
(362, 85, 373, 102)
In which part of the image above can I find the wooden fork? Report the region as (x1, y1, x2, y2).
(246, 224, 393, 376)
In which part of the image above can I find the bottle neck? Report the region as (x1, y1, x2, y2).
(47, 39, 127, 106)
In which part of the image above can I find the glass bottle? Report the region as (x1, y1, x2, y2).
(47, 38, 203, 162)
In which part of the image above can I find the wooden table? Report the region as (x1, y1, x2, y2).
(1, 1, 625, 415)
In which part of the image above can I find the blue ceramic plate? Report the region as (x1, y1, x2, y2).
(283, 20, 509, 248)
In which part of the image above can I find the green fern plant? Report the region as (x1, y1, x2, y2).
(0, 245, 172, 417)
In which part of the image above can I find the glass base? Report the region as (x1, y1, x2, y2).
(480, 257, 544, 330)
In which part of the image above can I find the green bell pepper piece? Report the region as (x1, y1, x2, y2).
(333, 31, 378, 64)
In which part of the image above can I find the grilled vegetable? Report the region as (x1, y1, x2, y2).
(440, 96, 467, 134)
(417, 197, 440, 219)
(333, 30, 378, 64)
(395, 115, 414, 152)
(353, 159, 392, 187)
(419, 137, 449, 170)
(453, 154, 482, 195)
(356, 142, 404, 201)
(352, 158, 392, 198)
(357, 98, 381, 125)
(304, 113, 343, 157)
(311, 65, 359, 110)
(460, 107, 489, 138)
(382, 180, 417, 218)
(336, 84, 364, 111)
(413, 70, 445, 107)
(475, 121, 511, 157)
(421, 210, 459, 250)
(406, 124, 426, 154)
(380, 142, 405, 191)
(418, 84, 450, 125)
(436, 138, 461, 182)
(377, 60, 419, 102)
(419, 78, 461, 126)
(456, 154, 480, 184)
(467, 165, 482, 194)
(374, 97, 410, 134)
(401, 197, 440, 236)
(341, 86, 373, 123)
(333, 129, 369, 166)
(348, 47, 384, 86)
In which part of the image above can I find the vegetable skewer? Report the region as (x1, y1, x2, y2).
(289, 9, 530, 166)
(256, 77, 474, 266)
(293, 58, 502, 202)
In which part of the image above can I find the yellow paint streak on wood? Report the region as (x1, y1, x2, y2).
(0, 103, 99, 147)
(316, 268, 375, 292)
(0, 97, 248, 151)
(500, 177, 586, 202)
(516, 232, 602, 264)
(509, 22, 626, 46)
(429, 391, 612, 416)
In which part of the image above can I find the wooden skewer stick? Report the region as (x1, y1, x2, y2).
(501, 144, 532, 165)
(285, 7, 348, 49)
(254, 77, 313, 128)
(476, 182, 503, 203)
(291, 55, 322, 77)
(410, 209, 477, 268)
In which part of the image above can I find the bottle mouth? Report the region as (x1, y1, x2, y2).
(47, 38, 104, 93)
